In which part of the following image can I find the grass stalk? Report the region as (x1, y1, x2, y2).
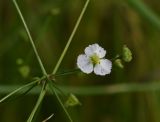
(52, 0, 90, 74)
(12, 1, 48, 122)
(127, 0, 160, 30)
(27, 82, 46, 122)
(2, 82, 160, 95)
(48, 0, 90, 121)
(47, 82, 73, 122)
(12, 0, 47, 75)
(0, 80, 38, 103)
(54, 89, 73, 122)
(12, 0, 90, 122)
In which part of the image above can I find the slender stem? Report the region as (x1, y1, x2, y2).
(12, 0, 90, 122)
(54, 68, 80, 77)
(12, 1, 48, 122)
(47, 82, 73, 122)
(48, 0, 90, 121)
(49, 1, 90, 121)
(3, 82, 160, 95)
(54, 89, 73, 122)
(0, 80, 38, 103)
(27, 82, 46, 122)
(52, 0, 90, 74)
(110, 54, 121, 61)
(42, 114, 54, 122)
(51, 82, 66, 96)
(12, 0, 47, 75)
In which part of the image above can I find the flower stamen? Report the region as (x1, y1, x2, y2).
(90, 54, 100, 65)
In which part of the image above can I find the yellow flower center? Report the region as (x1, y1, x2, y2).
(90, 54, 100, 65)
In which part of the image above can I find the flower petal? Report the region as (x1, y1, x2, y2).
(85, 43, 106, 58)
(77, 54, 93, 74)
(94, 59, 112, 76)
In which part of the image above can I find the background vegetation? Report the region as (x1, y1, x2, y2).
(1, 0, 160, 122)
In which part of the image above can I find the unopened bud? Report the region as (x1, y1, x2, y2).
(122, 45, 132, 62)
(16, 58, 23, 65)
(18, 65, 30, 78)
(115, 59, 124, 68)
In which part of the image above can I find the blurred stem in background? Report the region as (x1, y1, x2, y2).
(1, 81, 160, 96)
(127, 0, 160, 30)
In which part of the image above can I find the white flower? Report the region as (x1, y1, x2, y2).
(77, 43, 112, 76)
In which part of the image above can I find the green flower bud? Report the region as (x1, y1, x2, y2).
(114, 59, 124, 68)
(122, 45, 132, 62)
(50, 8, 60, 15)
(18, 65, 30, 78)
(65, 93, 81, 107)
(16, 58, 23, 65)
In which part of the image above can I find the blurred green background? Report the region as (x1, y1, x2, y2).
(1, 0, 160, 122)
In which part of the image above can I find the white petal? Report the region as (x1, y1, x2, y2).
(85, 43, 106, 58)
(77, 54, 93, 74)
(94, 59, 112, 76)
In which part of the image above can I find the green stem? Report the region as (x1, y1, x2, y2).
(27, 82, 46, 122)
(42, 114, 54, 122)
(110, 54, 121, 61)
(54, 89, 73, 122)
(52, 0, 90, 74)
(12, 1, 48, 122)
(0, 80, 38, 103)
(54, 68, 80, 77)
(48, 0, 90, 121)
(3, 82, 160, 95)
(12, 0, 47, 75)
(127, 0, 160, 30)
(47, 82, 73, 122)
